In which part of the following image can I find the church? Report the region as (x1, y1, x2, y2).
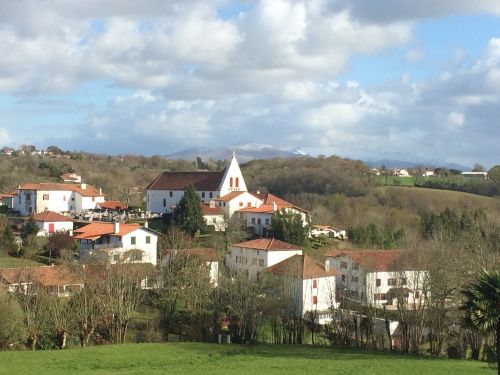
(145, 153, 309, 235)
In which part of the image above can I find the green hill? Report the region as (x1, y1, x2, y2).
(0, 343, 489, 375)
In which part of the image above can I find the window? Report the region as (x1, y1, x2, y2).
(312, 279, 317, 288)
(265, 218, 270, 225)
(350, 290, 359, 298)
(229, 177, 233, 187)
(257, 218, 261, 224)
(400, 277, 407, 285)
(212, 217, 216, 224)
(312, 295, 317, 305)
(351, 276, 359, 283)
(131, 237, 136, 245)
(340, 261, 348, 269)
(18, 196, 21, 204)
(247, 202, 251, 207)
(415, 291, 420, 299)
(63, 195, 67, 201)
(48, 223, 55, 233)
(252, 258, 258, 266)
(43, 194, 49, 200)
(223, 202, 226, 207)
(163, 198, 166, 207)
(130, 252, 142, 261)
(258, 259, 264, 267)
(202, 192, 205, 198)
(376, 279, 381, 287)
(341, 275, 346, 282)
(375, 293, 386, 301)
(235, 177, 239, 188)
(169, 191, 173, 197)
(209, 192, 213, 198)
(239, 202, 243, 207)
(145, 236, 151, 244)
(251, 218, 256, 225)
(352, 263, 359, 270)
(388, 278, 397, 286)
(92, 197, 95, 202)
(25, 194, 31, 201)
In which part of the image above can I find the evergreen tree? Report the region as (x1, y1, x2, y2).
(173, 185, 204, 236)
(21, 218, 39, 240)
(270, 209, 309, 246)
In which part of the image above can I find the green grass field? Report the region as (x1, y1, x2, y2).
(0, 343, 492, 375)
(0, 256, 44, 269)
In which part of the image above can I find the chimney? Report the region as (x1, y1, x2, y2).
(144, 221, 149, 229)
(99, 188, 102, 195)
(324, 260, 330, 271)
(256, 190, 260, 195)
(272, 202, 277, 211)
(81, 183, 87, 189)
(113, 222, 120, 234)
(209, 200, 215, 208)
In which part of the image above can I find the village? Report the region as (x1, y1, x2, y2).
(0, 152, 443, 352)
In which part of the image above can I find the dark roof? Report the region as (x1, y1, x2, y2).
(146, 170, 225, 191)
(267, 255, 337, 279)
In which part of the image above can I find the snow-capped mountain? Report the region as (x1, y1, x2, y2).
(164, 142, 310, 162)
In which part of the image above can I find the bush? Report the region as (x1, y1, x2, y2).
(0, 291, 26, 350)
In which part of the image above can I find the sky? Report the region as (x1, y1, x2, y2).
(0, 1, 500, 167)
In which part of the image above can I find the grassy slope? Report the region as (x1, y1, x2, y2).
(0, 343, 490, 375)
(0, 256, 44, 269)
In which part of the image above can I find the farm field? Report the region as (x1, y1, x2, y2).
(0, 256, 44, 269)
(0, 343, 491, 375)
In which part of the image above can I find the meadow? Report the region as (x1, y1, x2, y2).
(0, 343, 491, 375)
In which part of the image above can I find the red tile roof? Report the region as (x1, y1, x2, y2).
(215, 191, 246, 202)
(162, 248, 218, 262)
(325, 249, 401, 272)
(237, 204, 275, 213)
(232, 238, 302, 251)
(201, 203, 223, 215)
(0, 193, 15, 199)
(97, 201, 128, 210)
(73, 222, 142, 240)
(146, 171, 225, 191)
(31, 211, 74, 222)
(0, 266, 82, 287)
(267, 255, 337, 279)
(18, 183, 103, 197)
(246, 193, 309, 213)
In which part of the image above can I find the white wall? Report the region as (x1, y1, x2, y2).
(203, 214, 226, 231)
(219, 156, 248, 197)
(225, 192, 262, 217)
(36, 221, 74, 237)
(15, 189, 36, 216)
(301, 276, 337, 315)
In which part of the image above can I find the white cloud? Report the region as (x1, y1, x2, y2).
(447, 111, 466, 129)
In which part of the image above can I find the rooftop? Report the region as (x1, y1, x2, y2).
(232, 238, 302, 251)
(146, 170, 225, 191)
(325, 249, 402, 272)
(267, 254, 336, 279)
(31, 211, 74, 222)
(73, 222, 143, 240)
(18, 183, 103, 197)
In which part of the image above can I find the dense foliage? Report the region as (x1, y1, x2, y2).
(270, 210, 310, 246)
(173, 185, 204, 236)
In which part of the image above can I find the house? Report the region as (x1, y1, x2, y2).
(1, 147, 15, 156)
(14, 183, 105, 216)
(311, 225, 346, 239)
(0, 193, 16, 209)
(201, 202, 225, 231)
(61, 172, 82, 183)
(146, 153, 247, 213)
(393, 169, 411, 177)
(325, 249, 427, 309)
(96, 201, 128, 211)
(225, 238, 303, 278)
(236, 193, 310, 236)
(461, 171, 488, 179)
(266, 254, 337, 324)
(0, 266, 83, 297)
(422, 170, 434, 177)
(30, 211, 74, 237)
(162, 248, 219, 286)
(74, 222, 158, 265)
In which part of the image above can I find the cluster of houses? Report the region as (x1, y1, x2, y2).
(1, 153, 426, 327)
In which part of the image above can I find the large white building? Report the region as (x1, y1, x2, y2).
(266, 254, 337, 323)
(325, 249, 428, 308)
(15, 183, 105, 216)
(145, 153, 310, 234)
(225, 238, 303, 278)
(74, 222, 158, 265)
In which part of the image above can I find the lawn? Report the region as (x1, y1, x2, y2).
(0, 256, 44, 269)
(0, 343, 491, 375)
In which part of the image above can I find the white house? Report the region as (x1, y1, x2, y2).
(74, 222, 158, 266)
(0, 193, 16, 209)
(325, 249, 427, 309)
(201, 203, 226, 231)
(311, 225, 346, 239)
(393, 169, 411, 177)
(146, 153, 247, 214)
(461, 171, 488, 179)
(61, 173, 82, 183)
(14, 183, 105, 216)
(237, 193, 310, 237)
(162, 248, 219, 286)
(266, 254, 337, 324)
(225, 238, 303, 278)
(30, 211, 74, 237)
(422, 170, 434, 177)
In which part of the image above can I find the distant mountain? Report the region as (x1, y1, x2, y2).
(364, 157, 469, 171)
(164, 142, 310, 163)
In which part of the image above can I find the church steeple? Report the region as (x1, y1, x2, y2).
(219, 153, 248, 197)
